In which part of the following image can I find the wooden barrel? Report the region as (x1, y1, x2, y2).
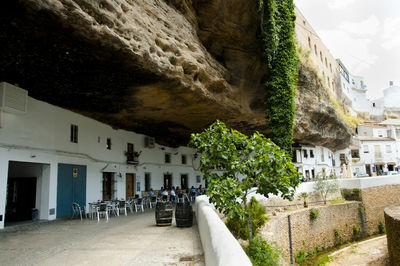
(155, 201, 173, 226)
(175, 202, 193, 227)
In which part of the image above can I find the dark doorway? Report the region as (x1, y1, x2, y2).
(6, 177, 36, 222)
(103, 172, 114, 200)
(164, 173, 172, 190)
(365, 164, 371, 176)
(180, 174, 188, 190)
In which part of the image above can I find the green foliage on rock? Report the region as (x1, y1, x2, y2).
(257, 0, 299, 155)
(295, 249, 307, 263)
(309, 208, 319, 220)
(378, 221, 386, 234)
(189, 120, 300, 241)
(243, 237, 281, 266)
(225, 197, 268, 240)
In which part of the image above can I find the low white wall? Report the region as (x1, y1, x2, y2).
(339, 176, 400, 189)
(195, 195, 252, 266)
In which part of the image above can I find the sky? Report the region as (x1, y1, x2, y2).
(294, 0, 400, 100)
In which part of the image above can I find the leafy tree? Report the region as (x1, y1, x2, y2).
(189, 120, 300, 242)
(313, 177, 339, 205)
(225, 197, 268, 240)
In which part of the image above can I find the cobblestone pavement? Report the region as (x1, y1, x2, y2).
(0, 209, 204, 266)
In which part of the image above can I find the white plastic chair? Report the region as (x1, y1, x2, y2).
(117, 200, 127, 216)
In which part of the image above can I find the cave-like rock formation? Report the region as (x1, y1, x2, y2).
(0, 0, 351, 150)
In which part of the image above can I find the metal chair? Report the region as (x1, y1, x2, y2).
(97, 203, 109, 221)
(117, 200, 127, 216)
(71, 202, 86, 220)
(134, 198, 144, 212)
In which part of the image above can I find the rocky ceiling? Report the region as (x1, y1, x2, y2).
(0, 0, 351, 150)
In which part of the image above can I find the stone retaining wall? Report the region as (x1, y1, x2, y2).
(384, 205, 400, 265)
(261, 202, 363, 262)
(361, 185, 400, 234)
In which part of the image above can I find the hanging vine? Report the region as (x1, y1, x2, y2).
(257, 0, 299, 156)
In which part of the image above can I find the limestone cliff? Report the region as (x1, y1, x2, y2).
(0, 0, 351, 149)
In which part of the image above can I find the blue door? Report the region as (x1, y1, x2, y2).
(57, 164, 87, 218)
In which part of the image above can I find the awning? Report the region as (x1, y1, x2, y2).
(387, 162, 396, 165)
(374, 162, 385, 166)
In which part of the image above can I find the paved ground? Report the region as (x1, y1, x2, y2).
(0, 209, 204, 266)
(327, 235, 389, 266)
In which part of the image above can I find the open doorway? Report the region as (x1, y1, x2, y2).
(164, 173, 172, 190)
(6, 161, 49, 224)
(180, 174, 188, 190)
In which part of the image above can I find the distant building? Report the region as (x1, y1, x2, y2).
(371, 82, 400, 121)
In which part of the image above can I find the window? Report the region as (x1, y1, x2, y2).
(70, 124, 78, 143)
(106, 138, 112, 150)
(386, 145, 392, 153)
(378, 131, 383, 137)
(305, 170, 310, 178)
(327, 77, 330, 87)
(330, 63, 332, 72)
(308, 37, 311, 48)
(321, 148, 325, 162)
(165, 153, 171, 163)
(320, 51, 323, 62)
(373, 103, 376, 107)
(303, 150, 308, 158)
(314, 44, 317, 55)
(310, 150, 314, 158)
(311, 169, 315, 178)
(181, 155, 187, 165)
(127, 143, 134, 161)
(351, 149, 360, 159)
(396, 128, 400, 138)
(387, 130, 392, 138)
(325, 57, 328, 67)
(145, 173, 151, 191)
(363, 145, 369, 153)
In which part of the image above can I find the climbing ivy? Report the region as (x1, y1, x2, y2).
(257, 0, 299, 156)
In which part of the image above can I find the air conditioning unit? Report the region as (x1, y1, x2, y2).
(144, 136, 155, 148)
(0, 82, 28, 114)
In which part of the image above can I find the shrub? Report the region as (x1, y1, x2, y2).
(378, 221, 386, 234)
(317, 255, 331, 265)
(225, 197, 268, 240)
(310, 208, 319, 220)
(334, 229, 343, 244)
(243, 237, 280, 266)
(353, 189, 360, 199)
(353, 225, 360, 238)
(295, 250, 306, 264)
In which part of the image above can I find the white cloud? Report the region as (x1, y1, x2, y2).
(319, 29, 377, 73)
(327, 0, 359, 9)
(381, 17, 400, 49)
(339, 15, 380, 36)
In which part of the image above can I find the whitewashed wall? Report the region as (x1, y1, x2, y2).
(0, 95, 204, 229)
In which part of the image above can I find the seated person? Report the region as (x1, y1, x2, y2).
(149, 188, 155, 197)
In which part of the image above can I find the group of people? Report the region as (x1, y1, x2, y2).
(151, 185, 205, 202)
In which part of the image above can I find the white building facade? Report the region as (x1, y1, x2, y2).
(0, 82, 204, 229)
(293, 145, 350, 180)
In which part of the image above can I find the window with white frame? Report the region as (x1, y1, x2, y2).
(363, 145, 369, 153)
(320, 148, 325, 162)
(386, 145, 392, 153)
(378, 130, 383, 137)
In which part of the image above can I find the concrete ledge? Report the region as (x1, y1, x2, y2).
(384, 205, 400, 265)
(339, 176, 400, 190)
(195, 195, 252, 266)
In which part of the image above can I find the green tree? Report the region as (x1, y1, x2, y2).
(314, 177, 339, 205)
(189, 120, 300, 242)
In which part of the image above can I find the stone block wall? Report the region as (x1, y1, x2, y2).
(361, 185, 400, 234)
(384, 205, 400, 265)
(261, 202, 363, 261)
